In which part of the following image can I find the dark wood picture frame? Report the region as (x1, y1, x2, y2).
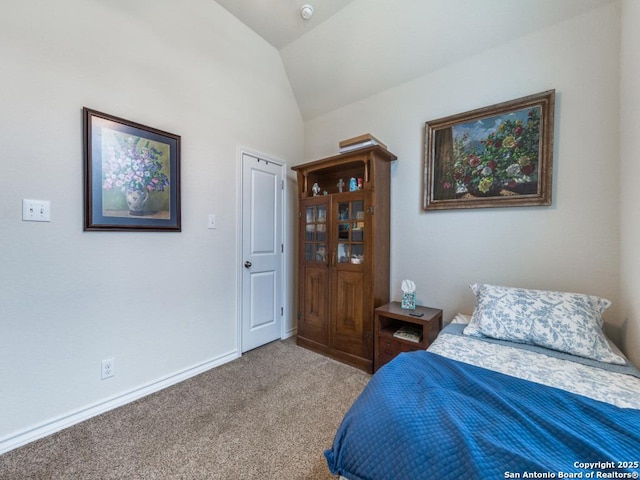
(83, 108, 181, 231)
(424, 90, 555, 211)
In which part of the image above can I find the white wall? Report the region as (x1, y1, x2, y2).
(619, 0, 640, 367)
(303, 4, 628, 355)
(0, 0, 303, 451)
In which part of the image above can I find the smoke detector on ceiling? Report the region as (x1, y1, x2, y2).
(300, 4, 314, 20)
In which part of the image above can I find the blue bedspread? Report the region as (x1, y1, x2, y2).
(325, 351, 640, 480)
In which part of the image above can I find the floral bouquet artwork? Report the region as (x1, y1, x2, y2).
(424, 90, 554, 211)
(83, 107, 181, 231)
(448, 107, 540, 198)
(101, 130, 171, 217)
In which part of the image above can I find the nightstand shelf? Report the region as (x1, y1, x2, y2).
(374, 302, 443, 371)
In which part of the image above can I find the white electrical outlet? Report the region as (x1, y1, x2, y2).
(101, 358, 115, 379)
(22, 199, 51, 222)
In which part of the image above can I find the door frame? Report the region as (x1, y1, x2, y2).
(236, 146, 288, 355)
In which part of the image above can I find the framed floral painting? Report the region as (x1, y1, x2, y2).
(83, 108, 181, 231)
(423, 90, 554, 211)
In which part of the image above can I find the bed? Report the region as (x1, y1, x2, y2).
(325, 284, 640, 480)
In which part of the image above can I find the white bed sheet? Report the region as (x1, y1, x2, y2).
(428, 326, 640, 410)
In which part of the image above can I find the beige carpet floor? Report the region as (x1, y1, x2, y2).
(0, 338, 370, 479)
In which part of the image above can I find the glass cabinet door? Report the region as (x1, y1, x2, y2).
(336, 199, 364, 265)
(304, 204, 327, 263)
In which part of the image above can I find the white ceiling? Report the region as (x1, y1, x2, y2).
(214, 0, 356, 50)
(214, 0, 617, 121)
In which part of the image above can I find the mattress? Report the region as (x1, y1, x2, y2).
(431, 321, 640, 409)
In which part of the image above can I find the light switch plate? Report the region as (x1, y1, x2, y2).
(22, 199, 51, 222)
(208, 214, 216, 229)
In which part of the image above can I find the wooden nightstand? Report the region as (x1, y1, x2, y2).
(374, 302, 443, 371)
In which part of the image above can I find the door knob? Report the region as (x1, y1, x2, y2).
(244, 261, 252, 268)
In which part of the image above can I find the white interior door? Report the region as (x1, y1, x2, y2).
(241, 152, 283, 353)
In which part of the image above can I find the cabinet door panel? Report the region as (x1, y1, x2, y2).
(298, 198, 330, 346)
(299, 265, 329, 343)
(330, 270, 370, 358)
(335, 197, 365, 265)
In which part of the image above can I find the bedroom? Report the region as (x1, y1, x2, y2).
(1, 0, 639, 470)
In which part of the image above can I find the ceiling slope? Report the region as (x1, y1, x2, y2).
(216, 0, 617, 121)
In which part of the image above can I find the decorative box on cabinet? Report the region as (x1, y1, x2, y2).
(292, 145, 397, 373)
(374, 302, 443, 372)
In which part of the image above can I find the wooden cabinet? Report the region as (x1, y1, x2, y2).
(292, 146, 397, 372)
(374, 302, 443, 372)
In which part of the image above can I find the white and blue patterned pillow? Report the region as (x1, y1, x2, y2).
(463, 284, 625, 365)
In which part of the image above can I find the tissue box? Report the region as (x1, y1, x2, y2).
(401, 292, 416, 310)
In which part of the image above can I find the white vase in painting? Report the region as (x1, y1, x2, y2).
(125, 189, 149, 216)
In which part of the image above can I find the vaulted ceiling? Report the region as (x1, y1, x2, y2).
(214, 0, 617, 121)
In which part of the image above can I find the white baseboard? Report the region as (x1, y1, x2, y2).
(0, 349, 239, 455)
(283, 327, 297, 339)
